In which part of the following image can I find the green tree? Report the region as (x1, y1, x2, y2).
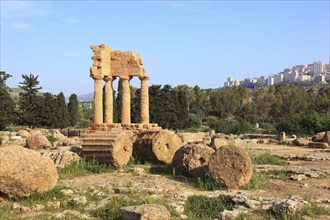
(68, 93, 79, 126)
(54, 92, 70, 129)
(18, 74, 42, 128)
(0, 71, 16, 130)
(40, 92, 57, 127)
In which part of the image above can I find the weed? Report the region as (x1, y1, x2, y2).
(13, 186, 67, 207)
(92, 195, 145, 219)
(192, 176, 225, 191)
(241, 172, 268, 190)
(184, 195, 235, 219)
(277, 203, 330, 220)
(148, 165, 188, 176)
(0, 202, 12, 220)
(250, 152, 285, 166)
(46, 135, 58, 145)
(58, 159, 116, 180)
(279, 140, 291, 145)
(269, 170, 289, 181)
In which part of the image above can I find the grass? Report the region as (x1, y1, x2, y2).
(269, 170, 289, 181)
(227, 203, 330, 220)
(92, 194, 178, 220)
(12, 185, 67, 207)
(250, 152, 286, 166)
(184, 195, 235, 220)
(0, 202, 12, 220)
(58, 159, 117, 180)
(241, 171, 268, 190)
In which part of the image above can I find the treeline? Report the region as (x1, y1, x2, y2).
(0, 72, 79, 130)
(127, 83, 330, 135)
(1, 71, 329, 135)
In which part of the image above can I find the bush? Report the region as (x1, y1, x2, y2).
(231, 120, 256, 135)
(188, 113, 202, 128)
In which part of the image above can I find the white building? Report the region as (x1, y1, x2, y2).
(266, 75, 275, 86)
(313, 61, 324, 74)
(297, 75, 311, 82)
(275, 74, 284, 84)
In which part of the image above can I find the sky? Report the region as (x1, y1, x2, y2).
(1, 0, 329, 97)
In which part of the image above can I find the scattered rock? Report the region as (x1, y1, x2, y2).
(26, 133, 52, 150)
(120, 204, 170, 220)
(133, 130, 183, 164)
(172, 143, 215, 177)
(208, 145, 253, 189)
(312, 132, 325, 142)
(71, 195, 87, 205)
(0, 145, 58, 198)
(322, 131, 330, 145)
(292, 138, 310, 146)
(17, 130, 30, 138)
(308, 142, 329, 149)
(271, 195, 308, 216)
(40, 150, 81, 169)
(218, 208, 248, 220)
(210, 137, 229, 150)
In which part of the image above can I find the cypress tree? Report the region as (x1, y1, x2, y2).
(68, 93, 79, 126)
(40, 92, 57, 128)
(55, 92, 70, 129)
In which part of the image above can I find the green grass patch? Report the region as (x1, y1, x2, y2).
(191, 176, 225, 191)
(58, 159, 117, 180)
(184, 195, 235, 220)
(92, 194, 177, 220)
(250, 152, 285, 166)
(269, 170, 289, 181)
(12, 185, 67, 207)
(0, 202, 12, 220)
(241, 171, 268, 190)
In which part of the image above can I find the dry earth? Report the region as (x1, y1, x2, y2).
(2, 143, 330, 219)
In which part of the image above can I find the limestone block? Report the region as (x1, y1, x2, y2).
(208, 145, 253, 189)
(133, 130, 183, 164)
(0, 145, 58, 198)
(120, 204, 170, 220)
(172, 143, 215, 177)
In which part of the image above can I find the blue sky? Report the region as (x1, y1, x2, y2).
(1, 0, 329, 96)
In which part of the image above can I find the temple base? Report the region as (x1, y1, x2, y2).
(91, 123, 161, 133)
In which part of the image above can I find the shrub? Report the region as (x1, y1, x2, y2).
(46, 135, 58, 144)
(188, 113, 202, 128)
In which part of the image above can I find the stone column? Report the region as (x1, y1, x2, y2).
(121, 76, 131, 124)
(139, 76, 150, 125)
(104, 76, 115, 124)
(93, 76, 103, 124)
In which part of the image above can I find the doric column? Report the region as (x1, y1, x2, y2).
(104, 76, 116, 124)
(139, 76, 150, 125)
(93, 76, 103, 124)
(121, 76, 131, 124)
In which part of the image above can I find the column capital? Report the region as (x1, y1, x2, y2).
(120, 76, 132, 81)
(104, 76, 116, 82)
(91, 74, 104, 80)
(139, 75, 151, 81)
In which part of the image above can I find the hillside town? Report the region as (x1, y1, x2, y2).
(224, 60, 330, 88)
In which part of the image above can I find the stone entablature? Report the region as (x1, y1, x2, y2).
(89, 44, 153, 130)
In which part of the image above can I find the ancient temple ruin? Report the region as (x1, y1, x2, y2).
(89, 44, 158, 131)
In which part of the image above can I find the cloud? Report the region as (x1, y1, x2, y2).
(61, 18, 82, 25)
(9, 22, 31, 30)
(0, 1, 51, 30)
